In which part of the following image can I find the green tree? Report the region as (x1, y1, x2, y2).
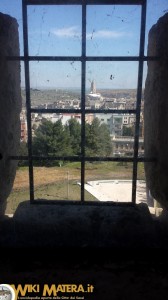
(32, 120, 54, 156)
(122, 125, 134, 136)
(18, 141, 28, 167)
(33, 119, 72, 165)
(99, 123, 112, 156)
(32, 117, 112, 165)
(85, 118, 100, 156)
(52, 119, 72, 156)
(67, 118, 81, 155)
(19, 141, 28, 156)
(85, 118, 112, 157)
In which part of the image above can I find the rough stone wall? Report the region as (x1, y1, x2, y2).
(144, 13, 168, 209)
(0, 13, 21, 215)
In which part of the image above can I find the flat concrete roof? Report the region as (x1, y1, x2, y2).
(83, 180, 161, 215)
(84, 180, 147, 203)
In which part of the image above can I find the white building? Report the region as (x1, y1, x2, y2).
(94, 113, 136, 137)
(94, 113, 123, 136)
(86, 80, 103, 108)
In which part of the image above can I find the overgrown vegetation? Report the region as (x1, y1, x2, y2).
(6, 162, 145, 214)
(7, 118, 145, 214)
(20, 118, 113, 166)
(122, 125, 134, 136)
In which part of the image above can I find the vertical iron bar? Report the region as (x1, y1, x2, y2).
(132, 0, 146, 203)
(22, 0, 34, 202)
(81, 3, 86, 202)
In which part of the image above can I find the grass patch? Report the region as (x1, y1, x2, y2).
(85, 162, 133, 181)
(6, 188, 30, 214)
(138, 162, 145, 180)
(5, 162, 146, 214)
(34, 180, 97, 201)
(6, 181, 97, 214)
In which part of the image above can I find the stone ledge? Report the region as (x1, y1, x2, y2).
(0, 201, 158, 248)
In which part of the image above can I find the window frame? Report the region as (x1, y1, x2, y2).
(9, 0, 157, 205)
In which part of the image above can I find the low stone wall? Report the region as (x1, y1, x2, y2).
(0, 13, 21, 215)
(0, 202, 155, 248)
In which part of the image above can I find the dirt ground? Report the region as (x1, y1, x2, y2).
(13, 167, 81, 189)
(13, 164, 134, 190)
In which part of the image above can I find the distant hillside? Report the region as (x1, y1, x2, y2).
(97, 89, 137, 98)
(21, 88, 143, 108)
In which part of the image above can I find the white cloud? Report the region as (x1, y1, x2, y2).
(51, 26, 81, 38)
(87, 30, 132, 39)
(51, 27, 132, 40)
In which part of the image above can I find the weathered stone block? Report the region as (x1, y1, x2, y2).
(0, 13, 21, 215)
(12, 202, 154, 248)
(144, 13, 168, 209)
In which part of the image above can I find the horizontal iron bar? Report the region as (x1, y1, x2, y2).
(85, 109, 136, 114)
(31, 108, 82, 114)
(7, 56, 160, 62)
(86, 56, 159, 61)
(9, 155, 81, 161)
(9, 155, 157, 162)
(26, 0, 145, 5)
(31, 108, 136, 114)
(32, 199, 136, 206)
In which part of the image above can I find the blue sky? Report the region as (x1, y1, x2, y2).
(0, 0, 168, 89)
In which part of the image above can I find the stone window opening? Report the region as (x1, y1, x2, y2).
(0, 0, 167, 219)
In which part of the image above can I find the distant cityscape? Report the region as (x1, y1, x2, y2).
(20, 80, 144, 157)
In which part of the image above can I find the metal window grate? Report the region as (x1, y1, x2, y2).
(9, 0, 157, 205)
